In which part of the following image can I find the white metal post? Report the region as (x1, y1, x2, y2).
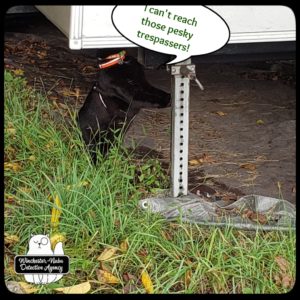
(170, 59, 191, 197)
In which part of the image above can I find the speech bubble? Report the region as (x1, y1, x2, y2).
(112, 5, 230, 64)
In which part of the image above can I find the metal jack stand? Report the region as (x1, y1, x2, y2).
(170, 59, 204, 198)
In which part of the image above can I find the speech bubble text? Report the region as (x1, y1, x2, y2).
(112, 5, 230, 64)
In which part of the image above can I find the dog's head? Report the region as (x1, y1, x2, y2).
(96, 55, 170, 108)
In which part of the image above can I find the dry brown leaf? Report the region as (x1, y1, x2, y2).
(62, 88, 80, 98)
(54, 281, 91, 294)
(58, 103, 69, 110)
(250, 213, 268, 225)
(275, 256, 290, 274)
(281, 274, 294, 289)
(161, 230, 172, 241)
(141, 270, 154, 294)
(120, 238, 129, 252)
(97, 247, 117, 261)
(96, 269, 120, 284)
(123, 273, 137, 282)
(184, 269, 192, 287)
(240, 163, 256, 171)
(122, 283, 138, 294)
(37, 50, 47, 59)
(4, 233, 19, 246)
(18, 282, 38, 294)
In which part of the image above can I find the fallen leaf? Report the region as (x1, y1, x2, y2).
(100, 261, 113, 273)
(240, 163, 256, 171)
(189, 159, 199, 166)
(141, 270, 154, 294)
(18, 282, 38, 294)
(122, 283, 138, 294)
(215, 111, 227, 116)
(161, 230, 172, 241)
(97, 247, 117, 261)
(50, 233, 66, 249)
(184, 269, 192, 287)
(4, 162, 21, 172)
(58, 103, 69, 110)
(282, 274, 294, 289)
(250, 212, 268, 225)
(28, 155, 36, 161)
(96, 269, 120, 284)
(5, 128, 16, 135)
(51, 194, 62, 229)
(120, 238, 129, 252)
(54, 281, 91, 294)
(6, 281, 37, 294)
(123, 273, 137, 282)
(275, 256, 290, 274)
(12, 69, 24, 76)
(4, 233, 19, 246)
(62, 88, 80, 97)
(256, 119, 264, 125)
(138, 248, 148, 257)
(37, 50, 47, 59)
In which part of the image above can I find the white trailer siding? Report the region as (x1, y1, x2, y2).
(36, 5, 296, 50)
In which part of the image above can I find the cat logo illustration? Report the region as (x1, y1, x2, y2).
(24, 234, 64, 285)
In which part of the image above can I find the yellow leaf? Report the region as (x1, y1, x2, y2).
(28, 155, 36, 161)
(4, 162, 21, 172)
(51, 194, 62, 229)
(189, 159, 200, 166)
(50, 233, 66, 249)
(120, 238, 129, 252)
(141, 270, 154, 294)
(96, 269, 120, 284)
(13, 69, 24, 76)
(256, 119, 264, 125)
(97, 247, 117, 261)
(4, 233, 19, 245)
(5, 128, 16, 135)
(18, 282, 38, 294)
(216, 111, 227, 116)
(54, 281, 91, 294)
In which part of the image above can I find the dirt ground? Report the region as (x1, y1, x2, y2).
(4, 12, 296, 203)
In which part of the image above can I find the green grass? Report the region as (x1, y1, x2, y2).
(4, 71, 295, 294)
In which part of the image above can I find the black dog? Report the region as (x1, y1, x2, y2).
(77, 54, 170, 163)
